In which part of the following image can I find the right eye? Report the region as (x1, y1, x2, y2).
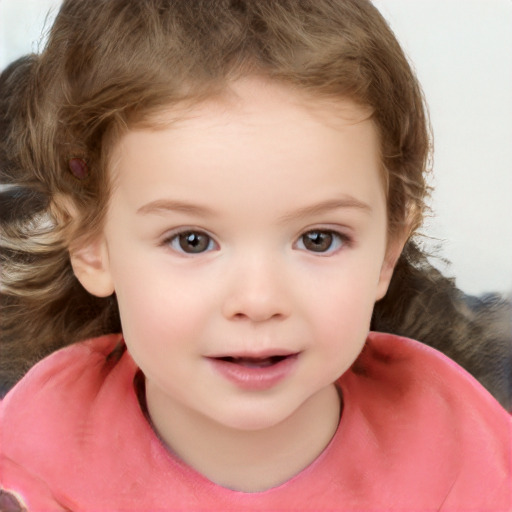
(165, 230, 217, 254)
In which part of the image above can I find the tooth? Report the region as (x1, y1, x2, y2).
(216, 355, 291, 367)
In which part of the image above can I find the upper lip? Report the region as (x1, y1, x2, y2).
(206, 349, 299, 360)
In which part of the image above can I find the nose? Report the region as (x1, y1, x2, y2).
(221, 255, 291, 323)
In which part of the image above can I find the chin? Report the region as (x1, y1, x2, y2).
(212, 403, 296, 432)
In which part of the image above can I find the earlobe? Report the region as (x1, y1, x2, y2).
(70, 238, 115, 297)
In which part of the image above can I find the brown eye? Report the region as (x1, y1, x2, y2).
(299, 230, 345, 253)
(169, 231, 214, 254)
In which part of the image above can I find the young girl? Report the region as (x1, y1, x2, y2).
(0, 0, 510, 510)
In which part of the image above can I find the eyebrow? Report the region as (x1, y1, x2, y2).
(278, 197, 372, 223)
(137, 199, 216, 217)
(136, 196, 372, 219)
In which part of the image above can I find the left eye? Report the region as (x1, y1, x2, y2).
(296, 230, 347, 254)
(167, 231, 216, 254)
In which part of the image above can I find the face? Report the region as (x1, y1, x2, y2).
(73, 78, 400, 433)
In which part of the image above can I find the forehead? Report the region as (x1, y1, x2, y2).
(111, 78, 380, 172)
(145, 78, 375, 140)
(108, 78, 385, 216)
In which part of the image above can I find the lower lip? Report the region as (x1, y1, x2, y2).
(207, 355, 299, 391)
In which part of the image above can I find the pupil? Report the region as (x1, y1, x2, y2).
(304, 231, 332, 252)
(179, 232, 208, 253)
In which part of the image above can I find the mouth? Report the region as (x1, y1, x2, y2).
(214, 355, 294, 368)
(206, 352, 300, 390)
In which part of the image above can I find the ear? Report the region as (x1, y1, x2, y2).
(375, 232, 408, 301)
(70, 237, 115, 297)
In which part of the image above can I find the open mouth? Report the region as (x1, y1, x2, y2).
(207, 353, 299, 389)
(215, 355, 292, 368)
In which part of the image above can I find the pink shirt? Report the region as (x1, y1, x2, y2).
(1, 332, 511, 511)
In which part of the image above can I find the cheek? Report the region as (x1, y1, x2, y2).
(303, 261, 382, 341)
(118, 283, 205, 339)
(108, 254, 210, 348)
(115, 284, 206, 385)
(317, 286, 375, 337)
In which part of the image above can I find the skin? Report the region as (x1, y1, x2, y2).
(71, 77, 404, 492)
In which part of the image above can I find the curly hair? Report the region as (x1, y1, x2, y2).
(1, 0, 431, 391)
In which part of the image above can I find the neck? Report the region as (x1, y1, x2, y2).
(145, 383, 341, 492)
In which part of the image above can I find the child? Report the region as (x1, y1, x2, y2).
(0, 0, 510, 509)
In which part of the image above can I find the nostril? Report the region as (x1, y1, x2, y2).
(222, 288, 289, 322)
(230, 311, 285, 322)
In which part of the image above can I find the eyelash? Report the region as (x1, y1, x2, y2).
(294, 229, 351, 255)
(161, 228, 352, 255)
(162, 229, 219, 255)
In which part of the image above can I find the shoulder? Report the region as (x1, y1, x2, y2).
(345, 331, 510, 430)
(1, 334, 125, 414)
(338, 332, 511, 508)
(350, 331, 509, 411)
(0, 334, 131, 508)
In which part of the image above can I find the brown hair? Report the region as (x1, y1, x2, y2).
(1, 0, 431, 390)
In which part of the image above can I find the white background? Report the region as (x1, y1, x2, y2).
(1, 0, 511, 296)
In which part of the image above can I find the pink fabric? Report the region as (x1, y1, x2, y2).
(1, 332, 511, 511)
